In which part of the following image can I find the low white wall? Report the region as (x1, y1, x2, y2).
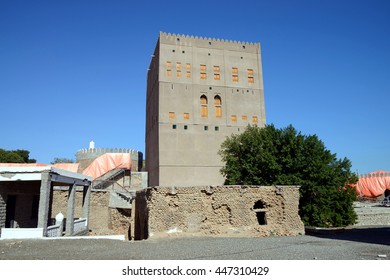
(0, 228, 43, 239)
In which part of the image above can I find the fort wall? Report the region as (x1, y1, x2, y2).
(133, 185, 304, 240)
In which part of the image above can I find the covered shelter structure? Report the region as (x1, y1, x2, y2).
(355, 170, 390, 198)
(0, 165, 92, 239)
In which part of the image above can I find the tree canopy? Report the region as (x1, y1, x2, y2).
(51, 157, 75, 164)
(219, 124, 358, 227)
(0, 149, 36, 163)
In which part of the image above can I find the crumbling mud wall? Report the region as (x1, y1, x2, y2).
(133, 185, 304, 239)
(52, 189, 131, 238)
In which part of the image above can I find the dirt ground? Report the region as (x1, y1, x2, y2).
(0, 226, 389, 260)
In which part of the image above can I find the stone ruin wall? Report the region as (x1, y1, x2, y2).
(51, 189, 131, 238)
(133, 185, 305, 240)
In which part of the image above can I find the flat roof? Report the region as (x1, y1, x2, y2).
(0, 165, 92, 183)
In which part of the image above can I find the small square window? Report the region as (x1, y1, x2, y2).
(215, 126, 219, 131)
(172, 124, 177, 129)
(177, 70, 182, 78)
(186, 63, 191, 70)
(231, 115, 237, 122)
(186, 71, 191, 78)
(184, 113, 190, 119)
(169, 112, 175, 119)
(214, 73, 220, 80)
(200, 64, 206, 72)
(204, 126, 208, 131)
(200, 73, 207, 79)
(166, 69, 172, 77)
(242, 115, 247, 121)
(184, 125, 188, 130)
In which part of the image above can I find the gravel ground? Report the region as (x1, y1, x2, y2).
(0, 226, 389, 260)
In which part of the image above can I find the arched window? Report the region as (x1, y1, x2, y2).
(200, 95, 208, 118)
(214, 95, 222, 118)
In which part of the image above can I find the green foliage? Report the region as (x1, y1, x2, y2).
(219, 124, 358, 227)
(51, 157, 75, 164)
(0, 149, 36, 163)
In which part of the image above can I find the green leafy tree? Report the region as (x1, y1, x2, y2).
(51, 157, 75, 164)
(0, 149, 36, 163)
(219, 124, 358, 227)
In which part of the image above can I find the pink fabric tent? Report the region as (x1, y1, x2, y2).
(82, 153, 132, 179)
(355, 170, 390, 197)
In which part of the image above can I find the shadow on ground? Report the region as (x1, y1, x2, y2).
(306, 226, 390, 246)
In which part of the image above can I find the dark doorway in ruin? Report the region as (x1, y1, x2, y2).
(5, 195, 17, 228)
(253, 200, 267, 225)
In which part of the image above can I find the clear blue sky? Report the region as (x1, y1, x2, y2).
(1, 0, 389, 174)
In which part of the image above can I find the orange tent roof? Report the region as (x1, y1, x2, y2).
(355, 170, 390, 197)
(52, 163, 80, 173)
(0, 163, 47, 167)
(82, 153, 131, 179)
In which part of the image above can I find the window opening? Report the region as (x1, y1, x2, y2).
(253, 200, 267, 225)
(232, 67, 238, 82)
(247, 69, 254, 83)
(252, 116, 258, 124)
(214, 95, 222, 118)
(200, 95, 208, 118)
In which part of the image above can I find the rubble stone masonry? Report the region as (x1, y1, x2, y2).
(52, 189, 130, 237)
(133, 185, 305, 239)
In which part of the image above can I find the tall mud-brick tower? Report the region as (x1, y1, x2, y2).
(145, 32, 266, 187)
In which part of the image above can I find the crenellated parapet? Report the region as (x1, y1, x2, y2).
(76, 148, 140, 160)
(159, 31, 260, 52)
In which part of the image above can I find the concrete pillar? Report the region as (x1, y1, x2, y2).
(66, 183, 76, 236)
(82, 184, 91, 229)
(38, 171, 51, 236)
(0, 191, 6, 229)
